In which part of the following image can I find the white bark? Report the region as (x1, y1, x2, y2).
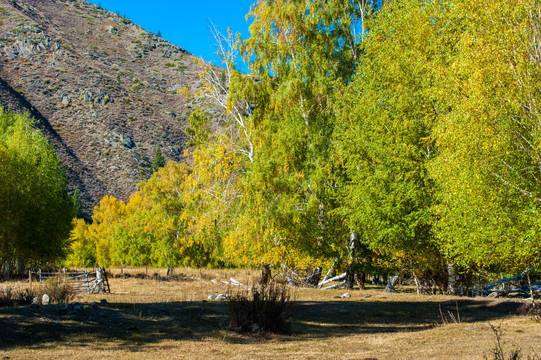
(321, 280, 346, 290)
(317, 272, 346, 288)
(198, 21, 254, 163)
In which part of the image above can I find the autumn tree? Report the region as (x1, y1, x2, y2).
(335, 0, 453, 292)
(66, 218, 96, 267)
(0, 108, 74, 275)
(220, 0, 376, 270)
(429, 0, 541, 274)
(337, 0, 541, 286)
(74, 0, 541, 284)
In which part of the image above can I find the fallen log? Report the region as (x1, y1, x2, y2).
(321, 280, 346, 290)
(483, 267, 535, 294)
(321, 258, 338, 284)
(317, 272, 346, 288)
(229, 277, 243, 286)
(211, 278, 243, 286)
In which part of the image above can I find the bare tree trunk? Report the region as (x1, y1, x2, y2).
(385, 275, 399, 292)
(447, 261, 458, 295)
(15, 259, 25, 278)
(412, 271, 421, 295)
(321, 258, 338, 284)
(345, 233, 357, 290)
(345, 264, 355, 290)
(527, 269, 536, 306)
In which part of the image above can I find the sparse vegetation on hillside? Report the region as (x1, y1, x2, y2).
(0, 0, 202, 216)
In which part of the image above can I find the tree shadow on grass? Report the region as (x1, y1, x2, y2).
(287, 298, 521, 339)
(0, 298, 522, 350)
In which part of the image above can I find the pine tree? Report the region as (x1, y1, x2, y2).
(151, 145, 166, 171)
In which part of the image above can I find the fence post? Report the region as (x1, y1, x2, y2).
(29, 270, 32, 290)
(38, 269, 42, 284)
(85, 270, 89, 293)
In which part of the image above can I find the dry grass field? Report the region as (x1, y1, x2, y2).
(0, 267, 540, 359)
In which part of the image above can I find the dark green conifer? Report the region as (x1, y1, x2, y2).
(151, 145, 166, 171)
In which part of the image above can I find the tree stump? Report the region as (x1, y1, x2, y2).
(260, 264, 272, 285)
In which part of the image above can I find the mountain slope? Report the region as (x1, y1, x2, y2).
(0, 0, 204, 216)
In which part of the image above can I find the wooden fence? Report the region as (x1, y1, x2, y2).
(29, 267, 110, 294)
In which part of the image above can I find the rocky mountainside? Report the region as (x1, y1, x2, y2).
(0, 0, 206, 217)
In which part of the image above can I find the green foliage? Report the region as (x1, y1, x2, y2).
(428, 0, 541, 273)
(71, 186, 83, 218)
(219, 0, 372, 269)
(65, 218, 96, 267)
(185, 108, 211, 146)
(74, 0, 541, 281)
(0, 108, 74, 269)
(334, 0, 541, 278)
(68, 159, 230, 268)
(151, 145, 166, 171)
(335, 0, 449, 279)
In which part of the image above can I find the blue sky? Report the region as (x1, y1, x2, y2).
(87, 0, 255, 66)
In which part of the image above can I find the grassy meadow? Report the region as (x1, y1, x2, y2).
(0, 267, 539, 359)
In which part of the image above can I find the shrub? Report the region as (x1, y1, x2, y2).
(0, 287, 14, 307)
(38, 280, 76, 304)
(14, 287, 36, 305)
(0, 286, 39, 306)
(227, 282, 294, 334)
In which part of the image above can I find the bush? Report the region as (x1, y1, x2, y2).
(14, 287, 37, 305)
(40, 280, 76, 304)
(227, 282, 295, 334)
(0, 281, 75, 306)
(0, 286, 38, 306)
(0, 287, 14, 307)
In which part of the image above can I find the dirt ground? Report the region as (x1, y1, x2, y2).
(0, 267, 539, 359)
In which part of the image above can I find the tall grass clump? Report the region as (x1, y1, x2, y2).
(0, 280, 75, 307)
(227, 282, 295, 334)
(0, 287, 15, 307)
(40, 279, 76, 304)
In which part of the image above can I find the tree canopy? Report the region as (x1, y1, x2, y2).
(0, 108, 74, 273)
(70, 0, 541, 289)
